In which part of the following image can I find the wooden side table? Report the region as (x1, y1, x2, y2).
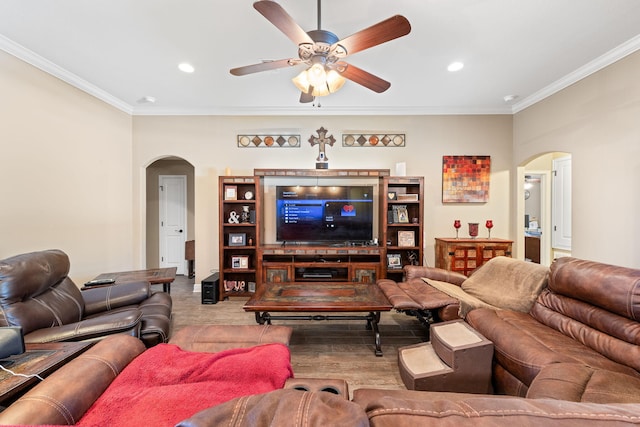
(435, 238, 513, 276)
(88, 267, 177, 293)
(0, 341, 92, 406)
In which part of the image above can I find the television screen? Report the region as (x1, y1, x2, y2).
(276, 185, 374, 243)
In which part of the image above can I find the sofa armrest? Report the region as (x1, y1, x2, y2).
(404, 265, 467, 285)
(169, 325, 292, 353)
(353, 388, 640, 426)
(82, 281, 151, 316)
(24, 309, 142, 343)
(0, 335, 145, 426)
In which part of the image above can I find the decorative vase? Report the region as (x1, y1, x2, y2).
(240, 205, 250, 223)
(468, 222, 479, 238)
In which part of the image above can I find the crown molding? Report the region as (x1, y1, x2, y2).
(0, 35, 133, 114)
(130, 105, 514, 116)
(512, 34, 640, 113)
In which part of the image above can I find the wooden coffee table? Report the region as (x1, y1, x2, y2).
(89, 267, 177, 293)
(244, 283, 392, 356)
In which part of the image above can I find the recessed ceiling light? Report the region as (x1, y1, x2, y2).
(178, 63, 195, 73)
(137, 96, 156, 104)
(447, 61, 464, 72)
(503, 94, 519, 103)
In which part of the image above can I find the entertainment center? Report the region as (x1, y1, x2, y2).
(218, 169, 424, 301)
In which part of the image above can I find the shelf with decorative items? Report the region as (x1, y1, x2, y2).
(381, 176, 424, 280)
(219, 176, 260, 300)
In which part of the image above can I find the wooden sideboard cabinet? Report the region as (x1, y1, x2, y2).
(435, 238, 513, 276)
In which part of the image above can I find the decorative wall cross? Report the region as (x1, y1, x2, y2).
(308, 126, 335, 162)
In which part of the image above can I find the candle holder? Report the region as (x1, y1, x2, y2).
(468, 222, 479, 239)
(485, 220, 494, 239)
(453, 220, 461, 239)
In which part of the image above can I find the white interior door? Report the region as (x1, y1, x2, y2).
(159, 175, 187, 274)
(552, 157, 572, 251)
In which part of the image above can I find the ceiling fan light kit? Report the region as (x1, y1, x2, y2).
(230, 0, 411, 103)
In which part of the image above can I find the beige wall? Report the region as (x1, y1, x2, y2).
(514, 50, 640, 268)
(132, 115, 513, 281)
(0, 50, 134, 282)
(5, 45, 638, 284)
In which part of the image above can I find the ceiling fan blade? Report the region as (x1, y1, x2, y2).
(333, 15, 411, 56)
(300, 90, 315, 103)
(230, 58, 298, 76)
(254, 1, 314, 46)
(338, 63, 391, 93)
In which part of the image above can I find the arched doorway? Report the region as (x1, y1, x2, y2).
(517, 152, 571, 266)
(145, 157, 195, 274)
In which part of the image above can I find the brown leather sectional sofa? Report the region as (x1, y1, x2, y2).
(2, 257, 640, 426)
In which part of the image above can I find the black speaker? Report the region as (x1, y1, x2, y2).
(201, 273, 219, 304)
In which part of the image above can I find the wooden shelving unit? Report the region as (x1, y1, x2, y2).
(381, 176, 424, 280)
(218, 176, 260, 300)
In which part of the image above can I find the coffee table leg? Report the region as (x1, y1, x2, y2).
(254, 312, 271, 325)
(369, 311, 383, 357)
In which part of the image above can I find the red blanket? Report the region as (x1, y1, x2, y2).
(77, 343, 293, 427)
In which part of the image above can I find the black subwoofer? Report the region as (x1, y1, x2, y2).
(201, 273, 219, 304)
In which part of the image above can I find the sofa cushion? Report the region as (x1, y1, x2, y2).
(77, 342, 293, 427)
(460, 256, 548, 313)
(548, 257, 640, 321)
(466, 308, 640, 390)
(532, 289, 640, 372)
(527, 363, 640, 403)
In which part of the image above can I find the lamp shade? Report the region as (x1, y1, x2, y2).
(292, 66, 346, 97)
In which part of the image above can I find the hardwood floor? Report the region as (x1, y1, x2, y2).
(168, 275, 428, 396)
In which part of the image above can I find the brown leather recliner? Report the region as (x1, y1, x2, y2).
(0, 249, 172, 347)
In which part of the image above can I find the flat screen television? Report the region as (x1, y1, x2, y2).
(276, 185, 374, 244)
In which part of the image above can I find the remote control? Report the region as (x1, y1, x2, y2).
(84, 278, 116, 286)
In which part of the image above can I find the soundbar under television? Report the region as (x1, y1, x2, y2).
(276, 185, 374, 244)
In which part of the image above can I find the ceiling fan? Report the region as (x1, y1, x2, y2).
(230, 0, 411, 103)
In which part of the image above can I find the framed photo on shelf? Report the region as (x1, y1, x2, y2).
(228, 233, 246, 246)
(231, 255, 249, 269)
(392, 205, 409, 223)
(397, 230, 415, 247)
(247, 281, 256, 292)
(224, 185, 238, 200)
(387, 253, 402, 269)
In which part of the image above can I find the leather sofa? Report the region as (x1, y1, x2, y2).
(3, 329, 640, 426)
(467, 256, 640, 396)
(381, 256, 640, 397)
(0, 249, 172, 347)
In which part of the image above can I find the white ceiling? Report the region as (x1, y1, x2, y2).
(1, 0, 640, 116)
